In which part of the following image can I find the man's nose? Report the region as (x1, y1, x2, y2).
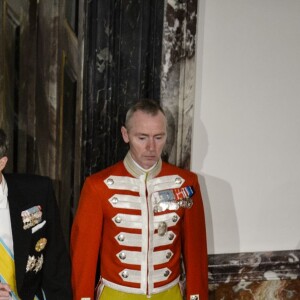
(147, 139, 155, 150)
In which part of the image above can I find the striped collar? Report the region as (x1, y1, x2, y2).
(123, 152, 162, 180)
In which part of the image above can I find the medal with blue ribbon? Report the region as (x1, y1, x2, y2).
(152, 186, 194, 213)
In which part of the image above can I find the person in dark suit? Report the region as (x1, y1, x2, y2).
(0, 128, 72, 300)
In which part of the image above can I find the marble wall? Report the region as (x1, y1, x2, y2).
(83, 0, 164, 175)
(83, 0, 198, 174)
(160, 0, 198, 169)
(209, 250, 300, 299)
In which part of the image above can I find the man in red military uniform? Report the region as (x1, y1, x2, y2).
(71, 99, 208, 300)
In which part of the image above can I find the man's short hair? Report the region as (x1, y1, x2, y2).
(125, 99, 165, 129)
(0, 128, 8, 158)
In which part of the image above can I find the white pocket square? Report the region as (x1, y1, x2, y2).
(32, 220, 46, 233)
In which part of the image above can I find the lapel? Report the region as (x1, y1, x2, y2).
(6, 175, 32, 292)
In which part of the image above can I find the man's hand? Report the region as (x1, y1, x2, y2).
(0, 283, 11, 300)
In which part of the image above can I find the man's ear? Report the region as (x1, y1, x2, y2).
(0, 156, 8, 172)
(121, 126, 129, 143)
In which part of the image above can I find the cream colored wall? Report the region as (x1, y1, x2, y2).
(191, 0, 300, 254)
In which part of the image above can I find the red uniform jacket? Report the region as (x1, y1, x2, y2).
(71, 153, 208, 300)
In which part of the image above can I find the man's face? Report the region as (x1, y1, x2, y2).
(121, 110, 167, 169)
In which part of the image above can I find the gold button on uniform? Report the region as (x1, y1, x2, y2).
(35, 238, 47, 252)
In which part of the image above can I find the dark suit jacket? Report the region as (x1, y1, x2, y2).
(5, 173, 72, 300)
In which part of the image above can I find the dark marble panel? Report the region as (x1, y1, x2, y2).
(209, 279, 300, 300)
(83, 0, 164, 175)
(209, 250, 300, 299)
(209, 251, 300, 283)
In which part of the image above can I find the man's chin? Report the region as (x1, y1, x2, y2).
(142, 158, 157, 169)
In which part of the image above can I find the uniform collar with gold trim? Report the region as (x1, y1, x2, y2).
(123, 152, 162, 180)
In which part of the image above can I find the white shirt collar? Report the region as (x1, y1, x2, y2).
(0, 174, 8, 209)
